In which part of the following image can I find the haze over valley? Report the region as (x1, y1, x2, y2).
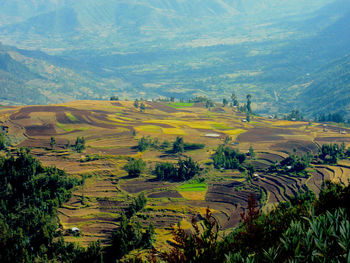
(1, 0, 350, 118)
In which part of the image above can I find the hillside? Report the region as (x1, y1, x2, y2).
(0, 43, 130, 105)
(1, 100, 349, 251)
(298, 54, 350, 119)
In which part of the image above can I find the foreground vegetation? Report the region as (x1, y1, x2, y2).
(0, 150, 154, 262)
(159, 181, 350, 263)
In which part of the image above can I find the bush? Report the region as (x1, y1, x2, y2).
(137, 136, 160, 152)
(318, 143, 346, 164)
(212, 145, 246, 170)
(154, 162, 177, 181)
(0, 133, 7, 150)
(154, 158, 200, 182)
(74, 137, 86, 153)
(0, 150, 80, 262)
(109, 210, 154, 261)
(173, 136, 184, 153)
(124, 159, 146, 177)
(127, 193, 147, 218)
(279, 153, 312, 174)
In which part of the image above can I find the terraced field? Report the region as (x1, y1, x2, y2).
(1, 100, 350, 249)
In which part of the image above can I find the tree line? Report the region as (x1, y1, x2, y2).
(0, 150, 155, 263)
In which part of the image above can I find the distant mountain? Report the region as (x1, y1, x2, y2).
(0, 0, 332, 53)
(0, 0, 67, 25)
(0, 43, 130, 105)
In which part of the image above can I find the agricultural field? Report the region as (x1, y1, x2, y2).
(1, 100, 350, 250)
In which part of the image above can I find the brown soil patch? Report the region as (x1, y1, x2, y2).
(315, 137, 350, 143)
(272, 140, 318, 154)
(258, 152, 284, 163)
(11, 105, 122, 130)
(307, 171, 324, 195)
(206, 182, 260, 207)
(11, 106, 73, 120)
(251, 160, 271, 170)
(120, 179, 172, 194)
(87, 147, 137, 156)
(146, 102, 179, 113)
(111, 102, 124, 107)
(237, 128, 290, 142)
(148, 190, 183, 198)
(26, 124, 56, 136)
(97, 200, 122, 206)
(146, 212, 185, 228)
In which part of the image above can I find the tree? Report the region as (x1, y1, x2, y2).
(231, 92, 239, 107)
(134, 99, 139, 108)
(212, 145, 246, 170)
(124, 159, 146, 177)
(246, 94, 252, 113)
(109, 211, 155, 261)
(142, 223, 155, 249)
(0, 133, 7, 150)
(0, 150, 79, 262)
(248, 146, 255, 159)
(318, 143, 346, 164)
(50, 136, 56, 149)
(177, 157, 201, 181)
(74, 137, 86, 153)
(173, 136, 184, 153)
(160, 208, 218, 263)
(224, 136, 232, 145)
(140, 103, 146, 112)
(206, 100, 214, 109)
(154, 158, 200, 182)
(247, 163, 255, 178)
(110, 96, 119, 101)
(66, 140, 71, 149)
(154, 162, 177, 181)
(127, 193, 147, 218)
(138, 136, 150, 152)
(223, 98, 228, 107)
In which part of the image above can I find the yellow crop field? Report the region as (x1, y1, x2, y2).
(179, 191, 206, 200)
(135, 125, 162, 133)
(270, 120, 307, 126)
(211, 123, 234, 130)
(162, 127, 186, 135)
(222, 129, 247, 135)
(106, 116, 127, 123)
